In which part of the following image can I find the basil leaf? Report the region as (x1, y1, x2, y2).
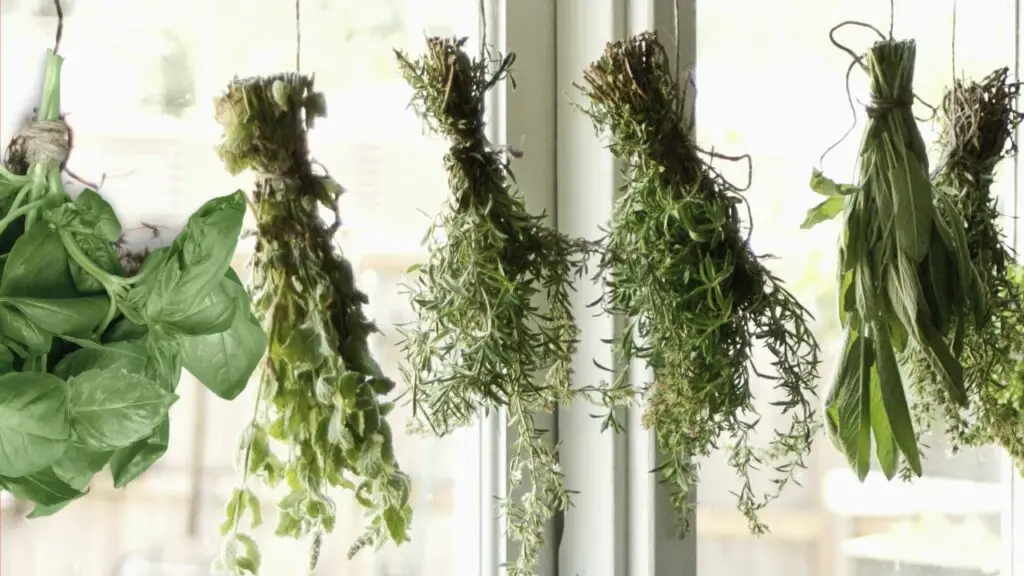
(109, 418, 169, 488)
(69, 234, 123, 295)
(0, 295, 109, 338)
(44, 189, 122, 242)
(27, 443, 111, 518)
(127, 192, 245, 326)
(145, 333, 183, 391)
(0, 372, 71, 477)
(0, 305, 51, 356)
(0, 225, 77, 298)
(68, 368, 177, 451)
(182, 273, 266, 400)
(2, 467, 84, 506)
(0, 344, 13, 373)
(164, 277, 238, 336)
(54, 340, 148, 380)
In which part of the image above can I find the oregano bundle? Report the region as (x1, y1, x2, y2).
(577, 32, 821, 534)
(213, 73, 411, 574)
(395, 37, 605, 575)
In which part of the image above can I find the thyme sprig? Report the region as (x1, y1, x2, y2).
(913, 68, 1024, 469)
(395, 37, 611, 575)
(576, 32, 821, 534)
(213, 73, 412, 574)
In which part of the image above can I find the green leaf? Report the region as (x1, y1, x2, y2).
(54, 340, 148, 380)
(0, 225, 77, 298)
(69, 234, 124, 295)
(28, 443, 111, 518)
(182, 273, 266, 400)
(0, 305, 52, 356)
(867, 363, 898, 480)
(883, 135, 933, 262)
(873, 323, 921, 476)
(0, 295, 109, 338)
(45, 189, 122, 242)
(127, 192, 245, 326)
(810, 169, 860, 197)
(3, 467, 85, 507)
(0, 344, 13, 373)
(800, 196, 846, 229)
(0, 372, 71, 477)
(109, 418, 169, 488)
(826, 330, 873, 480)
(163, 276, 238, 336)
(145, 333, 183, 391)
(68, 368, 178, 451)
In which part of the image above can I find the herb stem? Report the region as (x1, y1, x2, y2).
(0, 198, 48, 238)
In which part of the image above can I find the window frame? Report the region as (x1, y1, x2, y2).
(477, 1, 1024, 576)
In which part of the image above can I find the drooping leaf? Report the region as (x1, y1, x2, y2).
(0, 372, 71, 477)
(109, 418, 169, 488)
(800, 196, 846, 229)
(3, 466, 85, 507)
(0, 224, 77, 298)
(68, 368, 178, 451)
(45, 189, 122, 242)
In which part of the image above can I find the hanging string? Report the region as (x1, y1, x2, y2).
(295, 0, 301, 72)
(478, 0, 487, 61)
(673, 0, 681, 84)
(949, 0, 958, 150)
(889, 0, 895, 39)
(52, 0, 64, 54)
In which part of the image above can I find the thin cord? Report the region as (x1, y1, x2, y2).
(950, 0, 958, 149)
(889, 0, 895, 38)
(295, 0, 301, 72)
(478, 0, 487, 61)
(673, 0, 681, 84)
(52, 0, 64, 54)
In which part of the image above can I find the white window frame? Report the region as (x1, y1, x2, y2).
(471, 1, 1024, 576)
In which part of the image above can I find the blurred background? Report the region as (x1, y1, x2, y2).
(0, 0, 1017, 574)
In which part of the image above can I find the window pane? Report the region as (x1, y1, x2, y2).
(695, 2, 1014, 575)
(0, 1, 477, 574)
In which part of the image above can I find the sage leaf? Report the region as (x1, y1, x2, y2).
(800, 196, 846, 229)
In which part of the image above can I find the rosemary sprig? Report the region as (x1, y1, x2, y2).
(213, 73, 412, 574)
(395, 37, 611, 575)
(915, 68, 1024, 469)
(577, 32, 821, 535)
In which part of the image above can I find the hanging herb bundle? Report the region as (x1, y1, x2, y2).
(395, 37, 599, 573)
(913, 68, 1024, 465)
(0, 50, 263, 517)
(577, 32, 820, 534)
(802, 35, 986, 481)
(212, 73, 412, 575)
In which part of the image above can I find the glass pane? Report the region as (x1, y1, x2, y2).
(695, 2, 1015, 575)
(0, 1, 478, 574)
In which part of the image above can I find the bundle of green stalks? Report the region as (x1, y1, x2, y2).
(578, 32, 820, 535)
(804, 37, 985, 482)
(918, 67, 1024, 469)
(213, 73, 412, 574)
(395, 37, 603, 575)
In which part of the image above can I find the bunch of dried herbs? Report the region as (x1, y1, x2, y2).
(577, 32, 820, 534)
(914, 68, 1024, 467)
(213, 73, 411, 574)
(0, 49, 263, 518)
(395, 37, 602, 574)
(803, 35, 986, 481)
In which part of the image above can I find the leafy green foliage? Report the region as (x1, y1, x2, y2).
(394, 37, 607, 575)
(578, 32, 821, 535)
(213, 72, 410, 575)
(912, 68, 1024, 471)
(0, 49, 265, 516)
(804, 39, 985, 481)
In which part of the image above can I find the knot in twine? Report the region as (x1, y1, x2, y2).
(865, 96, 913, 119)
(16, 120, 70, 165)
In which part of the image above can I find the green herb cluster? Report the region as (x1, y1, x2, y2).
(213, 72, 411, 574)
(917, 68, 1024, 466)
(578, 32, 821, 534)
(804, 38, 986, 481)
(395, 37, 601, 574)
(0, 50, 263, 518)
